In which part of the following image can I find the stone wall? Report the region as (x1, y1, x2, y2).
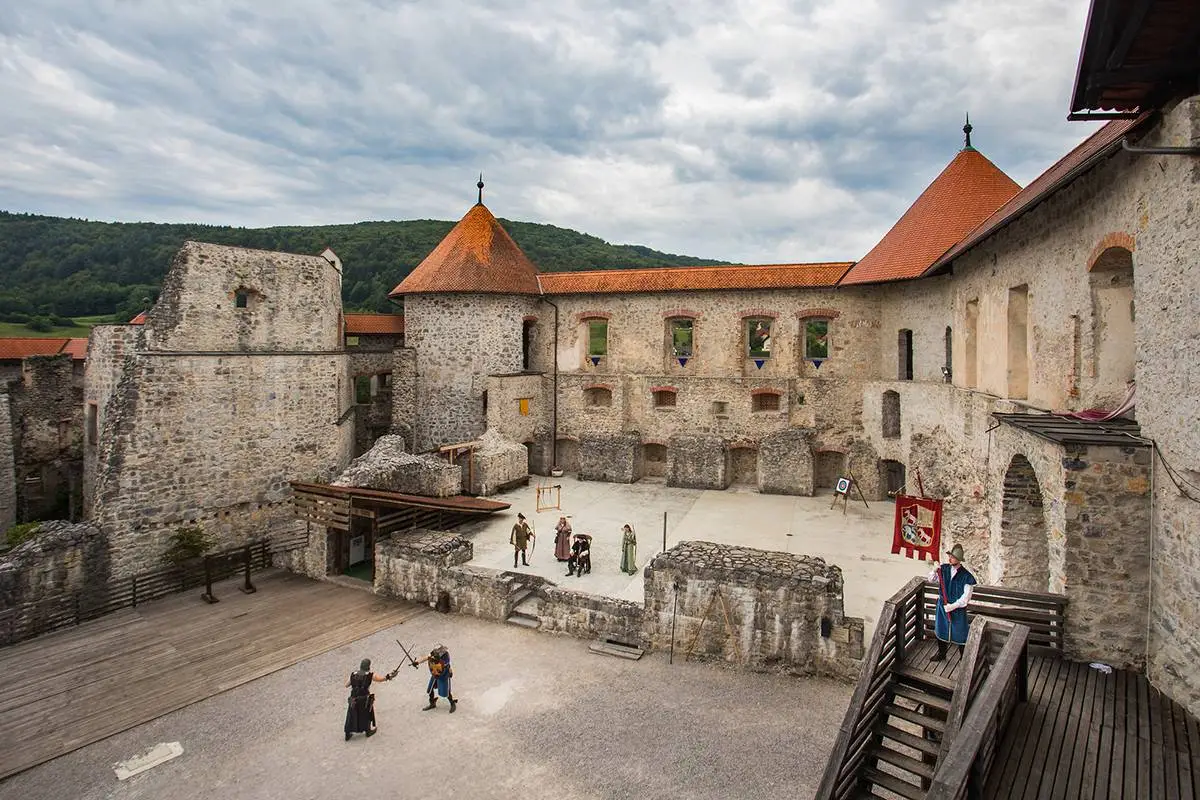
(373, 530, 473, 605)
(666, 434, 729, 489)
(331, 435, 461, 497)
(9, 354, 83, 522)
(0, 391, 14, 533)
(403, 293, 541, 452)
(757, 428, 815, 495)
(643, 541, 865, 679)
(468, 429, 529, 496)
(0, 521, 110, 635)
(534, 587, 644, 644)
(390, 348, 418, 451)
(579, 432, 642, 482)
(348, 335, 400, 456)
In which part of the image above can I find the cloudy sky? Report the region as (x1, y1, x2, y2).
(2, 1, 1102, 264)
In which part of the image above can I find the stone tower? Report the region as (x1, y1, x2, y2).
(389, 197, 542, 453)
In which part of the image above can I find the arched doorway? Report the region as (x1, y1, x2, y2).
(1089, 245, 1134, 404)
(879, 460, 906, 499)
(642, 443, 668, 478)
(999, 454, 1048, 592)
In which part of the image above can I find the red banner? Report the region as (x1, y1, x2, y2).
(892, 495, 943, 561)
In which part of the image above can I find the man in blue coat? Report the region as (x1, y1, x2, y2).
(928, 544, 976, 662)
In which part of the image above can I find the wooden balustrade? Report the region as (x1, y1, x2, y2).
(923, 582, 1066, 656)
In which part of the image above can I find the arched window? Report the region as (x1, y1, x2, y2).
(584, 386, 612, 407)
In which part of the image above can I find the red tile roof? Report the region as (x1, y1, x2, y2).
(928, 116, 1152, 273)
(0, 337, 78, 360)
(344, 313, 404, 335)
(62, 338, 88, 360)
(839, 147, 1020, 285)
(129, 312, 147, 324)
(539, 262, 852, 294)
(389, 203, 541, 297)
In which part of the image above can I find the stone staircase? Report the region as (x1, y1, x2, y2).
(505, 584, 540, 630)
(858, 666, 954, 799)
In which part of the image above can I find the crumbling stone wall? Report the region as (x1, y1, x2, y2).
(0, 521, 109, 639)
(403, 293, 542, 453)
(579, 432, 642, 483)
(332, 435, 460, 497)
(9, 355, 83, 522)
(757, 428, 815, 495)
(84, 242, 352, 578)
(373, 530, 473, 606)
(390, 347, 418, 451)
(534, 587, 643, 644)
(348, 334, 401, 456)
(0, 391, 14, 533)
(666, 434, 729, 489)
(468, 429, 529, 495)
(644, 541, 865, 679)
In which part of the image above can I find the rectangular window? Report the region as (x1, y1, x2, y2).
(898, 329, 914, 380)
(712, 400, 728, 416)
(653, 390, 676, 408)
(804, 319, 830, 360)
(752, 393, 780, 412)
(747, 319, 772, 358)
(355, 376, 372, 405)
(86, 402, 98, 445)
(518, 398, 531, 416)
(379, 372, 393, 389)
(346, 336, 360, 348)
(670, 319, 693, 358)
(587, 320, 608, 356)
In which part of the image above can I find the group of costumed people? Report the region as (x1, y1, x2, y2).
(508, 513, 639, 576)
(344, 645, 457, 740)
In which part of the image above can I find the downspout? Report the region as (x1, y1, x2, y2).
(539, 281, 560, 470)
(1121, 139, 1200, 155)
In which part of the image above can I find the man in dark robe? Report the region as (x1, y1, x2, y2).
(929, 544, 977, 661)
(344, 657, 391, 740)
(566, 534, 591, 576)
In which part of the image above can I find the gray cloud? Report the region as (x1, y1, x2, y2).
(0, 0, 1103, 264)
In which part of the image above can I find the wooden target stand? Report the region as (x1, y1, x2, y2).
(830, 468, 870, 515)
(535, 479, 562, 513)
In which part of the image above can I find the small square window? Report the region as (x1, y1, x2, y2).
(235, 292, 249, 309)
(653, 389, 676, 408)
(712, 400, 728, 416)
(587, 320, 608, 357)
(346, 336, 360, 347)
(584, 387, 612, 407)
(805, 319, 830, 360)
(752, 393, 780, 412)
(518, 398, 531, 416)
(379, 372, 393, 389)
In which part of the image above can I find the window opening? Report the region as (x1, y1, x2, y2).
(346, 336, 360, 348)
(522, 320, 535, 371)
(752, 392, 780, 412)
(518, 398, 531, 416)
(235, 291, 249, 309)
(669, 319, 694, 366)
(898, 329, 914, 380)
(587, 319, 608, 365)
(584, 387, 612, 407)
(354, 376, 372, 405)
(653, 389, 677, 408)
(882, 390, 901, 438)
(712, 400, 728, 416)
(943, 327, 953, 382)
(86, 402, 98, 445)
(746, 318, 772, 367)
(804, 319, 830, 365)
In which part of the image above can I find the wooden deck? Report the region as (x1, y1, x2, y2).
(904, 638, 1200, 798)
(0, 570, 425, 780)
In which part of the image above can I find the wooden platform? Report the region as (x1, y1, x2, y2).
(0, 570, 426, 780)
(904, 639, 1200, 798)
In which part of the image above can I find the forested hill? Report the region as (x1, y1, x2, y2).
(0, 211, 730, 321)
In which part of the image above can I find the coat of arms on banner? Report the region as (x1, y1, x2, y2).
(891, 495, 942, 561)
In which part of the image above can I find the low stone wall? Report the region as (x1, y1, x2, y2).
(578, 432, 642, 483)
(0, 521, 110, 626)
(667, 434, 729, 489)
(469, 430, 529, 496)
(644, 541, 864, 679)
(758, 428, 815, 495)
(535, 586, 644, 644)
(332, 435, 461, 497)
(374, 530, 473, 602)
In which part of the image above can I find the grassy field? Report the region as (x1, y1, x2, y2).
(0, 314, 114, 339)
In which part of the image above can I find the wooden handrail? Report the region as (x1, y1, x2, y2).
(815, 575, 926, 800)
(925, 622, 1031, 800)
(922, 581, 1066, 655)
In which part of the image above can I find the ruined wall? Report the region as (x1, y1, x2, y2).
(10, 355, 83, 522)
(485, 372, 548, 457)
(666, 434, 729, 489)
(468, 429, 530, 496)
(643, 541, 865, 679)
(404, 293, 541, 453)
(348, 334, 400, 456)
(374, 530, 473, 606)
(579, 432, 642, 483)
(332, 435, 461, 497)
(0, 390, 14, 533)
(85, 243, 352, 579)
(391, 347, 418, 451)
(0, 521, 109, 639)
(757, 428, 815, 495)
(534, 587, 644, 644)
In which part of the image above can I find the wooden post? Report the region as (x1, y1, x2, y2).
(131, 575, 138, 608)
(240, 545, 257, 594)
(894, 603, 905, 662)
(1017, 642, 1029, 702)
(662, 511, 667, 552)
(201, 555, 219, 604)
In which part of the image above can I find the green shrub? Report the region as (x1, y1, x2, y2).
(162, 526, 215, 566)
(5, 522, 41, 549)
(25, 317, 53, 332)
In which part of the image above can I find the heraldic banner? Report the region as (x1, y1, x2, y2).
(892, 495, 943, 561)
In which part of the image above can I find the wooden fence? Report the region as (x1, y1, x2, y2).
(923, 582, 1067, 656)
(0, 531, 309, 647)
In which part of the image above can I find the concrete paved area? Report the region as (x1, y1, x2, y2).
(0, 606, 852, 800)
(460, 476, 929, 633)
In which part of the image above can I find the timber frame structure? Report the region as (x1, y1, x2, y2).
(289, 482, 510, 536)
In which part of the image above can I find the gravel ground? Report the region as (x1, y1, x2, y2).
(0, 609, 852, 800)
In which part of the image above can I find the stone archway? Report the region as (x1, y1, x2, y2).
(999, 454, 1049, 592)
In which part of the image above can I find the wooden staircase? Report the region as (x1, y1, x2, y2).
(860, 667, 954, 799)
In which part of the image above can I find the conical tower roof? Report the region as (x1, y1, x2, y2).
(839, 135, 1020, 286)
(389, 202, 541, 297)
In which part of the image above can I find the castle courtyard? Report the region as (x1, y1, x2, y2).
(461, 476, 927, 632)
(0, 574, 851, 800)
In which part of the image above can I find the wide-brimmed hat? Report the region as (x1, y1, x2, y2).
(947, 544, 965, 562)
(517, 513, 526, 520)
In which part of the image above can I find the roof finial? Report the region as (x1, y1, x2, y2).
(477, 173, 484, 205)
(963, 113, 973, 149)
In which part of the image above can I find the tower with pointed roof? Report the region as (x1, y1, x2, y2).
(389, 183, 544, 452)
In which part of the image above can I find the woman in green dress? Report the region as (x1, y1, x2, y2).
(620, 524, 638, 575)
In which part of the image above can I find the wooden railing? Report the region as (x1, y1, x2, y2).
(815, 575, 928, 800)
(923, 582, 1067, 656)
(926, 622, 1031, 800)
(0, 532, 310, 647)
